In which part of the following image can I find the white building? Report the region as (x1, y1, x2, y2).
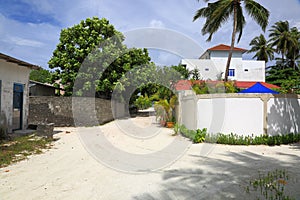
(181, 44, 265, 82)
(0, 53, 39, 133)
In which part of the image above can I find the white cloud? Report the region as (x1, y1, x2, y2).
(9, 36, 44, 47)
(0, 0, 299, 68)
(149, 20, 165, 28)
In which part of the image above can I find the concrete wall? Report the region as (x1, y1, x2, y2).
(0, 59, 30, 132)
(178, 92, 300, 136)
(28, 96, 125, 127)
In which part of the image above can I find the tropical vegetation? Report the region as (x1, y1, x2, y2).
(193, 0, 269, 81)
(248, 20, 300, 94)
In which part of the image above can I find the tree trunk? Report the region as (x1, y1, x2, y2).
(225, 1, 238, 82)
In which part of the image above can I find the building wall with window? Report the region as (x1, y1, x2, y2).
(182, 44, 265, 82)
(181, 58, 265, 82)
(0, 53, 39, 133)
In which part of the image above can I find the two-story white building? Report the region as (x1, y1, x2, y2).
(181, 44, 265, 82)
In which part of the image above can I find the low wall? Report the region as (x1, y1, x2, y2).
(178, 92, 300, 136)
(28, 96, 125, 127)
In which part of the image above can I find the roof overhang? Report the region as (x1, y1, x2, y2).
(0, 53, 41, 70)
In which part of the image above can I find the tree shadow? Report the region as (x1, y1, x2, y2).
(268, 96, 300, 136)
(133, 146, 300, 199)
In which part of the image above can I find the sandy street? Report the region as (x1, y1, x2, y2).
(1, 116, 300, 200)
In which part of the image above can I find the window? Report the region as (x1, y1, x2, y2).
(244, 69, 249, 72)
(205, 68, 209, 71)
(228, 69, 235, 77)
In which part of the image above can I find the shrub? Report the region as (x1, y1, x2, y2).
(193, 128, 207, 143)
(134, 94, 152, 110)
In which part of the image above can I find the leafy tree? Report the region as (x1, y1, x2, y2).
(247, 34, 274, 63)
(193, 0, 269, 81)
(48, 17, 124, 96)
(48, 17, 152, 98)
(269, 21, 299, 65)
(171, 64, 190, 79)
(190, 68, 201, 80)
(29, 68, 52, 83)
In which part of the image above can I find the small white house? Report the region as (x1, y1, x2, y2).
(181, 44, 265, 82)
(0, 53, 39, 133)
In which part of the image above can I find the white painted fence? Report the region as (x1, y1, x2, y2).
(177, 92, 300, 136)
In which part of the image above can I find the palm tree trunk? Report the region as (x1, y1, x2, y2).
(224, 2, 238, 82)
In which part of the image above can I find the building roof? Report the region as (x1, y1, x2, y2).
(175, 80, 279, 91)
(0, 53, 40, 70)
(207, 44, 247, 52)
(29, 80, 57, 88)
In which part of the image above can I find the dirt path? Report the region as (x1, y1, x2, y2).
(1, 117, 300, 199)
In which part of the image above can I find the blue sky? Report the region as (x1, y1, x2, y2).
(0, 0, 300, 69)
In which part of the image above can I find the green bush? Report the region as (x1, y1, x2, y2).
(177, 125, 206, 143)
(205, 132, 300, 146)
(134, 94, 152, 110)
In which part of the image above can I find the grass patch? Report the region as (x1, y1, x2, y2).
(0, 134, 53, 168)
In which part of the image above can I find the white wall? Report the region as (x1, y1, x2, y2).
(267, 97, 300, 135)
(0, 59, 30, 132)
(197, 97, 264, 136)
(178, 92, 300, 136)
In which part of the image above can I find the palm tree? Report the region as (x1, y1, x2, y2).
(247, 34, 274, 63)
(193, 0, 269, 81)
(269, 21, 299, 65)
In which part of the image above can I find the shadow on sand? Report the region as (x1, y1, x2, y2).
(134, 146, 300, 200)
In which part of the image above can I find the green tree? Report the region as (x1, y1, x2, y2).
(29, 68, 52, 83)
(48, 17, 124, 96)
(247, 34, 274, 63)
(171, 64, 190, 79)
(48, 17, 152, 98)
(193, 0, 269, 81)
(269, 21, 299, 65)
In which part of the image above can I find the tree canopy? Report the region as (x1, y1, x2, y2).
(29, 68, 52, 83)
(48, 17, 152, 98)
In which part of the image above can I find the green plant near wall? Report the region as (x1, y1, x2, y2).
(245, 169, 295, 200)
(205, 133, 300, 146)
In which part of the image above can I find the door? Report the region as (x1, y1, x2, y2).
(12, 83, 23, 130)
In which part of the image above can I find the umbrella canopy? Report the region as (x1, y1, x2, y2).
(238, 82, 279, 94)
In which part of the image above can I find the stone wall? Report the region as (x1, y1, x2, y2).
(28, 96, 125, 127)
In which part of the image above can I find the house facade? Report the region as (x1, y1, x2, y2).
(181, 44, 265, 82)
(0, 53, 39, 133)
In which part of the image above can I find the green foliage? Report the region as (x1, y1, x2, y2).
(266, 65, 300, 94)
(0, 134, 52, 168)
(177, 125, 207, 143)
(247, 34, 275, 63)
(134, 94, 152, 110)
(171, 64, 190, 79)
(192, 81, 238, 94)
(30, 69, 52, 83)
(205, 132, 300, 146)
(246, 169, 295, 200)
(193, 128, 207, 143)
(48, 17, 152, 97)
(154, 95, 177, 123)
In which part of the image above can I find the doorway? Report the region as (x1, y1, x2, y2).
(12, 83, 24, 130)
